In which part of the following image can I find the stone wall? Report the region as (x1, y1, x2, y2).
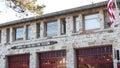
(0, 6, 120, 68)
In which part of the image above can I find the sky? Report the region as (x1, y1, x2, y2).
(0, 0, 106, 23)
(38, 0, 106, 14)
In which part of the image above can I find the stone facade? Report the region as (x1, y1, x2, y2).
(0, 1, 120, 68)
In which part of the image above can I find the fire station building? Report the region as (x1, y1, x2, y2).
(0, 1, 120, 68)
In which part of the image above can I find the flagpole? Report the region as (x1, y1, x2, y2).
(114, 0, 120, 25)
(114, 0, 118, 10)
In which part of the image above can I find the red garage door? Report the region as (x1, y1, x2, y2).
(39, 50, 66, 68)
(8, 54, 30, 68)
(118, 63, 120, 68)
(76, 45, 113, 68)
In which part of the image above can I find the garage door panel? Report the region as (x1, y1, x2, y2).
(39, 50, 66, 68)
(76, 46, 113, 68)
(8, 54, 30, 68)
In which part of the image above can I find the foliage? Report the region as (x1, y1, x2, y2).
(6, 0, 45, 15)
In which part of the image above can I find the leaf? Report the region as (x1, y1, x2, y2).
(6, 0, 45, 15)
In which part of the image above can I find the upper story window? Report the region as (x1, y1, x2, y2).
(46, 21, 58, 37)
(73, 16, 80, 32)
(61, 18, 66, 35)
(104, 11, 110, 28)
(84, 13, 100, 30)
(15, 27, 24, 40)
(6, 28, 10, 43)
(36, 23, 40, 38)
(26, 25, 31, 40)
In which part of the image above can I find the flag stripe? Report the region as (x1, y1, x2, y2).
(107, 0, 115, 26)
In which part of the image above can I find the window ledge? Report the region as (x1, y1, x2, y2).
(56, 34, 67, 38)
(8, 27, 117, 45)
(35, 35, 67, 40)
(12, 40, 26, 44)
(83, 28, 114, 34)
(72, 32, 81, 36)
(71, 27, 116, 36)
(46, 35, 67, 39)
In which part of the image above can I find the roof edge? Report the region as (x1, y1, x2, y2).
(0, 0, 119, 27)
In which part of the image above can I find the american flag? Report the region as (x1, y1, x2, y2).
(107, 0, 115, 25)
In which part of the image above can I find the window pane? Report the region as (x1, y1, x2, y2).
(104, 11, 110, 28)
(15, 27, 24, 40)
(6, 29, 10, 43)
(74, 16, 80, 32)
(85, 14, 100, 30)
(61, 18, 66, 35)
(47, 21, 58, 37)
(36, 23, 40, 38)
(26, 25, 30, 40)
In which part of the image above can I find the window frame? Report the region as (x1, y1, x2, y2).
(26, 25, 31, 40)
(104, 10, 111, 29)
(14, 27, 24, 41)
(73, 16, 80, 33)
(83, 13, 101, 31)
(60, 18, 66, 35)
(36, 23, 40, 38)
(45, 20, 58, 37)
(6, 28, 10, 43)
